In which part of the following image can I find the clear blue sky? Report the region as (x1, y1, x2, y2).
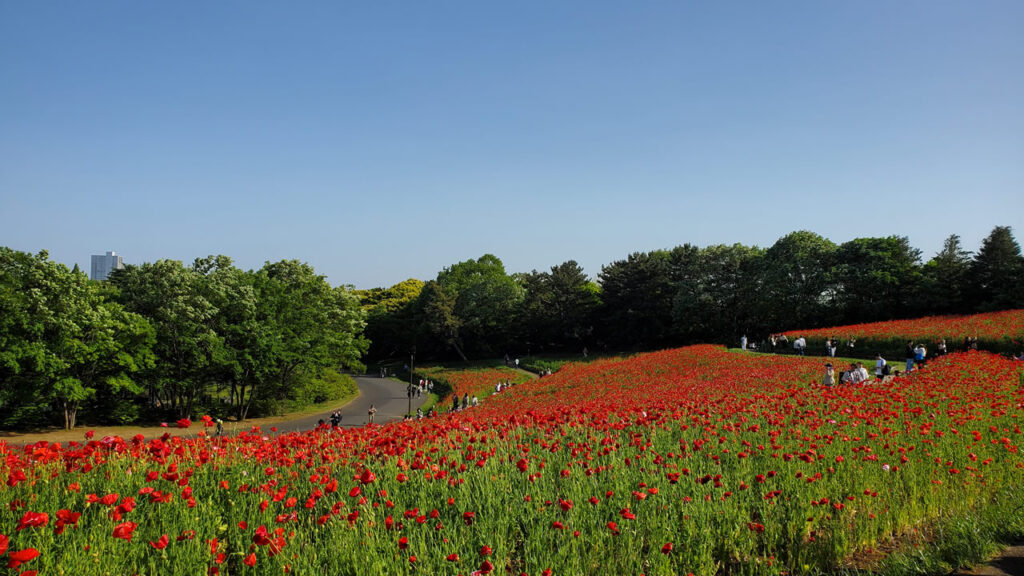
(2, 1, 1021, 289)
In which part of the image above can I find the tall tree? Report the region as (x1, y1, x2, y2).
(110, 259, 219, 419)
(248, 260, 367, 419)
(516, 261, 599, 351)
(0, 248, 154, 428)
(435, 254, 522, 357)
(358, 279, 424, 360)
(832, 236, 923, 323)
(671, 244, 764, 342)
(761, 231, 838, 330)
(919, 234, 972, 315)
(418, 280, 466, 361)
(970, 226, 1024, 311)
(599, 250, 675, 349)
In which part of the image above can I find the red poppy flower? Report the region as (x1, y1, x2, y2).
(7, 547, 39, 569)
(252, 525, 272, 546)
(112, 521, 138, 541)
(150, 534, 169, 550)
(16, 511, 48, 531)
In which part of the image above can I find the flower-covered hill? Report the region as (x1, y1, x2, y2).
(415, 365, 532, 407)
(1, 346, 1023, 575)
(783, 309, 1024, 356)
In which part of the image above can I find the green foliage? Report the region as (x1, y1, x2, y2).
(434, 254, 523, 357)
(290, 368, 358, 408)
(515, 260, 599, 352)
(971, 225, 1024, 312)
(0, 248, 155, 428)
(1, 248, 369, 429)
(919, 234, 973, 315)
(359, 278, 423, 359)
(761, 231, 838, 329)
(832, 236, 923, 323)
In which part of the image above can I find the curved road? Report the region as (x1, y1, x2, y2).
(271, 376, 428, 434)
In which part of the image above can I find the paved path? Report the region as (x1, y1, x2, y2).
(270, 375, 427, 433)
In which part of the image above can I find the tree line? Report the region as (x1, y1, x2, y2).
(360, 226, 1024, 361)
(0, 250, 367, 429)
(2, 225, 1020, 428)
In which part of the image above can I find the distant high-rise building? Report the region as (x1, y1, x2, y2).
(90, 251, 124, 281)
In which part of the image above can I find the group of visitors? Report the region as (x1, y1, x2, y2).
(823, 361, 868, 385)
(408, 379, 434, 399)
(824, 357, 896, 387)
(451, 393, 479, 412)
(761, 334, 862, 356)
(329, 411, 343, 427)
(403, 407, 437, 421)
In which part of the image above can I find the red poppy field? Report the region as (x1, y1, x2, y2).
(415, 366, 533, 407)
(782, 309, 1024, 357)
(3, 345, 1024, 575)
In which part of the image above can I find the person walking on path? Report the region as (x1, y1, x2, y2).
(367, 404, 377, 424)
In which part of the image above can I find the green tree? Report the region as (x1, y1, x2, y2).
(671, 244, 765, 342)
(919, 234, 972, 315)
(832, 236, 923, 323)
(247, 260, 367, 418)
(516, 261, 599, 351)
(970, 226, 1024, 311)
(418, 280, 466, 361)
(435, 254, 522, 357)
(599, 250, 676, 349)
(0, 248, 154, 428)
(359, 279, 424, 360)
(761, 231, 838, 330)
(109, 259, 220, 419)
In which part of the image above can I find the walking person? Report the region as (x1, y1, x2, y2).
(905, 341, 916, 373)
(367, 404, 377, 424)
(740, 335, 748, 351)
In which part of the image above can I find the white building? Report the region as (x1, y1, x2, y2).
(90, 251, 124, 281)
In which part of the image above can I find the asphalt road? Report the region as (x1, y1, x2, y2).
(270, 375, 428, 434)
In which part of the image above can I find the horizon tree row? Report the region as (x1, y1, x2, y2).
(0, 249, 367, 429)
(360, 225, 1024, 360)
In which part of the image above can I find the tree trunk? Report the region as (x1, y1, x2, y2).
(63, 401, 77, 430)
(452, 342, 469, 363)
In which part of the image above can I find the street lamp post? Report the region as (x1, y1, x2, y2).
(408, 348, 415, 417)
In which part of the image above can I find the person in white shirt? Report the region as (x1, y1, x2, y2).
(853, 362, 870, 384)
(794, 336, 806, 356)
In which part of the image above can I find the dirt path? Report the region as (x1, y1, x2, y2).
(950, 545, 1024, 576)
